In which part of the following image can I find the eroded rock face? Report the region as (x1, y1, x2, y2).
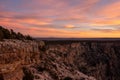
(0, 39, 40, 80)
(0, 40, 120, 80)
(2, 40, 120, 80)
(0, 40, 96, 80)
(46, 41, 120, 80)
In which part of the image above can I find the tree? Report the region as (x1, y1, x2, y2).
(10, 29, 17, 39)
(0, 26, 4, 40)
(0, 26, 33, 40)
(25, 35, 33, 40)
(0, 30, 4, 40)
(17, 32, 25, 40)
(2, 28, 11, 39)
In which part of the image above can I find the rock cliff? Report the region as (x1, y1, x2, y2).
(45, 41, 120, 80)
(0, 39, 40, 80)
(0, 40, 120, 80)
(0, 39, 96, 80)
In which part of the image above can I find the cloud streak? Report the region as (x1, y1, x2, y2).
(0, 0, 120, 38)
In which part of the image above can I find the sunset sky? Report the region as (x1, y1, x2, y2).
(0, 0, 120, 38)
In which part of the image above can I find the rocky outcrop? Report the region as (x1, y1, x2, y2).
(0, 39, 40, 80)
(0, 39, 96, 80)
(46, 41, 120, 80)
(1, 39, 119, 80)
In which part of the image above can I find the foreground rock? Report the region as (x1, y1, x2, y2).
(0, 39, 40, 80)
(0, 39, 96, 80)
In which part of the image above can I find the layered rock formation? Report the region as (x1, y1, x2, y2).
(0, 39, 96, 80)
(46, 41, 120, 80)
(0, 39, 120, 80)
(0, 39, 40, 80)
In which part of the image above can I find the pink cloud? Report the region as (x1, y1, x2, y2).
(1, 0, 120, 38)
(64, 24, 75, 28)
(96, 1, 120, 19)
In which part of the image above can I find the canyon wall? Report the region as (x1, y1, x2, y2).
(0, 39, 120, 80)
(0, 39, 40, 80)
(0, 40, 96, 80)
(46, 41, 120, 80)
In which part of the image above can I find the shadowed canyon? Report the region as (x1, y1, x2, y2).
(0, 39, 120, 80)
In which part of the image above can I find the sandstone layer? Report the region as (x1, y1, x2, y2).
(0, 40, 96, 80)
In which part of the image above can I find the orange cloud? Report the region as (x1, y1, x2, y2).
(90, 19, 120, 26)
(1, 21, 120, 38)
(64, 24, 75, 28)
(0, 0, 120, 38)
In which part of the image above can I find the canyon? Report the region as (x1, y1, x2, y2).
(0, 39, 120, 80)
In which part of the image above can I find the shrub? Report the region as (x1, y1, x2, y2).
(64, 77, 73, 80)
(0, 26, 33, 40)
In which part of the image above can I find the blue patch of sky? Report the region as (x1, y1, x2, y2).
(90, 0, 117, 12)
(0, 0, 23, 11)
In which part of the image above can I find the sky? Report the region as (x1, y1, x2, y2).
(0, 0, 120, 38)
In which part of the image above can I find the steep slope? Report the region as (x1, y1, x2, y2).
(0, 39, 40, 80)
(0, 40, 96, 80)
(0, 39, 120, 80)
(45, 41, 120, 80)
